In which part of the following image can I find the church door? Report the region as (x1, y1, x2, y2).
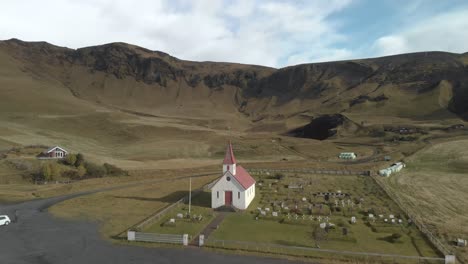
(225, 191, 232, 206)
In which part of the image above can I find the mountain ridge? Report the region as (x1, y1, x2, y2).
(1, 38, 468, 123)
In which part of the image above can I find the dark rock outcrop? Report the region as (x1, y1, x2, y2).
(287, 114, 349, 140)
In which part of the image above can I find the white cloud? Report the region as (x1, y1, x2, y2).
(372, 9, 468, 56)
(0, 0, 354, 67)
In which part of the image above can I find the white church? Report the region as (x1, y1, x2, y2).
(211, 142, 256, 210)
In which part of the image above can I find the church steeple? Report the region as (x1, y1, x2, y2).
(222, 141, 236, 175)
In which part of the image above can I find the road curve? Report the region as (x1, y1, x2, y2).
(0, 175, 304, 264)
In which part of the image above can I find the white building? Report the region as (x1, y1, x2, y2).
(211, 142, 256, 210)
(339, 152, 357, 160)
(379, 162, 406, 177)
(37, 146, 68, 159)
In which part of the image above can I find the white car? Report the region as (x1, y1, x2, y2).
(0, 215, 11, 226)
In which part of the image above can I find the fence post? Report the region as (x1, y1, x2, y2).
(199, 234, 204, 247)
(445, 255, 456, 264)
(183, 234, 189, 246)
(127, 230, 135, 241)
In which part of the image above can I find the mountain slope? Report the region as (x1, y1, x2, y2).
(1, 38, 468, 126)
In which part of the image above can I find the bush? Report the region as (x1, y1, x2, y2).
(386, 232, 402, 243)
(64, 154, 77, 166)
(274, 173, 285, 180)
(84, 162, 106, 178)
(62, 169, 79, 179)
(77, 165, 86, 178)
(75, 153, 85, 167)
(103, 163, 128, 176)
(41, 163, 60, 181)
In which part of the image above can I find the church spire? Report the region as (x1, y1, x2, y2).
(223, 141, 236, 164)
(222, 141, 237, 175)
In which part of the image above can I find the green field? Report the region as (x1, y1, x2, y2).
(144, 191, 216, 237)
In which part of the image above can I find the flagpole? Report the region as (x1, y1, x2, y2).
(189, 177, 192, 215)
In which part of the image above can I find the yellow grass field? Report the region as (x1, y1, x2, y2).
(385, 139, 468, 262)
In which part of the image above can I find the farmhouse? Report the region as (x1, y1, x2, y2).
(211, 142, 256, 210)
(37, 146, 68, 159)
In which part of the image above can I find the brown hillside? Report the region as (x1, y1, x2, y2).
(1, 38, 468, 127)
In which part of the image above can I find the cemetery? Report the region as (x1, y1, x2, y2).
(208, 173, 440, 257)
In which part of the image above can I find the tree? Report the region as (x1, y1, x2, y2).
(65, 154, 77, 166)
(41, 164, 52, 181)
(49, 163, 60, 180)
(77, 165, 87, 178)
(75, 153, 84, 167)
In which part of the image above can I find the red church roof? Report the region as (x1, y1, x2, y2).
(223, 141, 237, 164)
(233, 166, 256, 189)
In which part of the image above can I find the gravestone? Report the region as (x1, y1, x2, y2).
(351, 216, 356, 224)
(391, 219, 396, 224)
(320, 222, 327, 229)
(265, 208, 270, 212)
(272, 212, 278, 217)
(261, 211, 266, 216)
(302, 197, 307, 202)
(398, 219, 403, 224)
(177, 213, 184, 219)
(384, 219, 388, 223)
(169, 218, 176, 224)
(389, 214, 395, 219)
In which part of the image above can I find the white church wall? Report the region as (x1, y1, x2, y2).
(211, 172, 246, 209)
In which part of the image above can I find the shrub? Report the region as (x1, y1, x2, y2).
(75, 153, 85, 167)
(77, 165, 86, 178)
(41, 163, 60, 181)
(64, 154, 77, 166)
(103, 163, 128, 176)
(385, 232, 402, 243)
(84, 162, 106, 178)
(62, 169, 79, 179)
(274, 173, 285, 180)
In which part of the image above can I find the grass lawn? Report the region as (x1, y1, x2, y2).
(49, 175, 217, 239)
(144, 191, 216, 237)
(210, 173, 440, 258)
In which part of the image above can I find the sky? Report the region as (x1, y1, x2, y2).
(1, 0, 467, 68)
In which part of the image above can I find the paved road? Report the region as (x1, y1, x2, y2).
(0, 179, 302, 264)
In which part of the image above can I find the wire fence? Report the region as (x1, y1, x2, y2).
(205, 239, 446, 264)
(248, 168, 371, 176)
